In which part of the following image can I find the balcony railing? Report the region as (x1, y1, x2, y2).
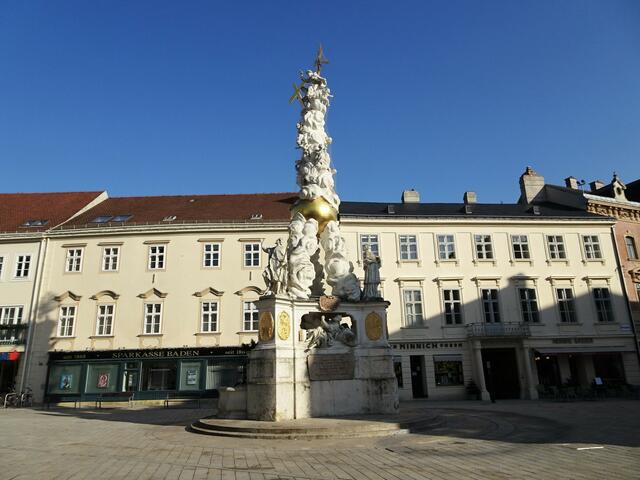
(0, 324, 28, 345)
(466, 322, 530, 338)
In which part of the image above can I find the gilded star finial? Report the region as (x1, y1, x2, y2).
(314, 45, 329, 74)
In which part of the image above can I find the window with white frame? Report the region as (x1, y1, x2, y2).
(398, 235, 418, 260)
(96, 304, 115, 336)
(15, 255, 31, 278)
(58, 305, 76, 337)
(556, 288, 577, 323)
(511, 235, 530, 260)
(148, 245, 166, 270)
(243, 301, 259, 331)
(474, 235, 493, 260)
(546, 235, 566, 260)
(360, 234, 380, 259)
(203, 243, 221, 268)
(403, 289, 424, 327)
(244, 243, 261, 267)
(0, 306, 24, 342)
(518, 288, 539, 323)
(442, 289, 462, 325)
(625, 236, 638, 260)
(65, 248, 83, 273)
(200, 301, 219, 332)
(593, 287, 614, 322)
(144, 303, 162, 334)
(582, 235, 602, 260)
(102, 246, 119, 271)
(481, 289, 500, 323)
(437, 234, 456, 260)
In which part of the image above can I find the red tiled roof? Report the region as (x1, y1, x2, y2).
(0, 192, 105, 233)
(57, 192, 298, 228)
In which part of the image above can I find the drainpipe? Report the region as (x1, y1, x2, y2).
(19, 236, 49, 394)
(609, 225, 640, 366)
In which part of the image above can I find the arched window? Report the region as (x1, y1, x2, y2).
(625, 236, 638, 260)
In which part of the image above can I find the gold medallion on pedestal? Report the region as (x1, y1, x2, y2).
(258, 312, 274, 341)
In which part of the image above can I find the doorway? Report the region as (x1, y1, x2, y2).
(410, 355, 427, 398)
(482, 348, 520, 399)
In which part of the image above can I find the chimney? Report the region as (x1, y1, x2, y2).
(565, 176, 579, 189)
(463, 191, 477, 204)
(401, 189, 420, 203)
(518, 166, 545, 204)
(590, 180, 604, 192)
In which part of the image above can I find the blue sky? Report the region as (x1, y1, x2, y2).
(1, 1, 639, 203)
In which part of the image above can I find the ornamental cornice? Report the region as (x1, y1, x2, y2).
(587, 201, 640, 223)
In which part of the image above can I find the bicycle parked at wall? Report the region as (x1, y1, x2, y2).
(2, 386, 33, 408)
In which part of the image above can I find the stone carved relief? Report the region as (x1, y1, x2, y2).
(320, 221, 361, 302)
(286, 213, 319, 299)
(301, 312, 356, 351)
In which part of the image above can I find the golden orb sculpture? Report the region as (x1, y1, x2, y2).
(290, 197, 338, 233)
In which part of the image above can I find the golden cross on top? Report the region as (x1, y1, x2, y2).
(314, 45, 329, 74)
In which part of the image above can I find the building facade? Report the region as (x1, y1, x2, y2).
(0, 192, 107, 392)
(6, 174, 640, 404)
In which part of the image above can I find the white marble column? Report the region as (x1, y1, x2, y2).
(522, 346, 538, 399)
(472, 341, 491, 401)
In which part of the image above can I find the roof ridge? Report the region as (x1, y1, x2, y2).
(107, 191, 298, 200)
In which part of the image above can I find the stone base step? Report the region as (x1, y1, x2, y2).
(189, 413, 443, 439)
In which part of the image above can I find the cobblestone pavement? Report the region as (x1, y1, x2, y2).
(1, 400, 639, 480)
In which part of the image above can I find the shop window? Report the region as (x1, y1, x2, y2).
(85, 364, 119, 394)
(48, 364, 83, 394)
(205, 358, 246, 390)
(434, 355, 464, 386)
(142, 361, 177, 391)
(179, 361, 202, 391)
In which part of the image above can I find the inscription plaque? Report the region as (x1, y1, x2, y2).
(307, 353, 355, 381)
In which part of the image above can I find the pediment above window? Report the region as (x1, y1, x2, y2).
(137, 288, 168, 299)
(193, 287, 225, 298)
(234, 286, 265, 296)
(90, 290, 120, 300)
(630, 268, 640, 284)
(54, 291, 82, 302)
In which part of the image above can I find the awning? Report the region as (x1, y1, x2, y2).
(0, 352, 21, 361)
(535, 346, 635, 355)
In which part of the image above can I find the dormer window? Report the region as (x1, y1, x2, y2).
(22, 219, 48, 227)
(111, 214, 132, 222)
(163, 215, 177, 222)
(91, 215, 113, 223)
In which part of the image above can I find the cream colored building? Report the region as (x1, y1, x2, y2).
(17, 176, 640, 404)
(0, 192, 106, 393)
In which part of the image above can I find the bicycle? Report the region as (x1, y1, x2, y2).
(2, 386, 20, 408)
(20, 386, 33, 408)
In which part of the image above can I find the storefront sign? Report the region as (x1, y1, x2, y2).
(551, 338, 594, 344)
(391, 342, 464, 350)
(49, 346, 250, 361)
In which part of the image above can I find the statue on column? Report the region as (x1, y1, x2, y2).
(361, 245, 382, 301)
(262, 239, 287, 295)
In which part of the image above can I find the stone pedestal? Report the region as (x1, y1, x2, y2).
(246, 295, 399, 421)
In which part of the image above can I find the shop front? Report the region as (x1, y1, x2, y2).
(0, 351, 22, 392)
(46, 346, 249, 402)
(390, 340, 470, 401)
